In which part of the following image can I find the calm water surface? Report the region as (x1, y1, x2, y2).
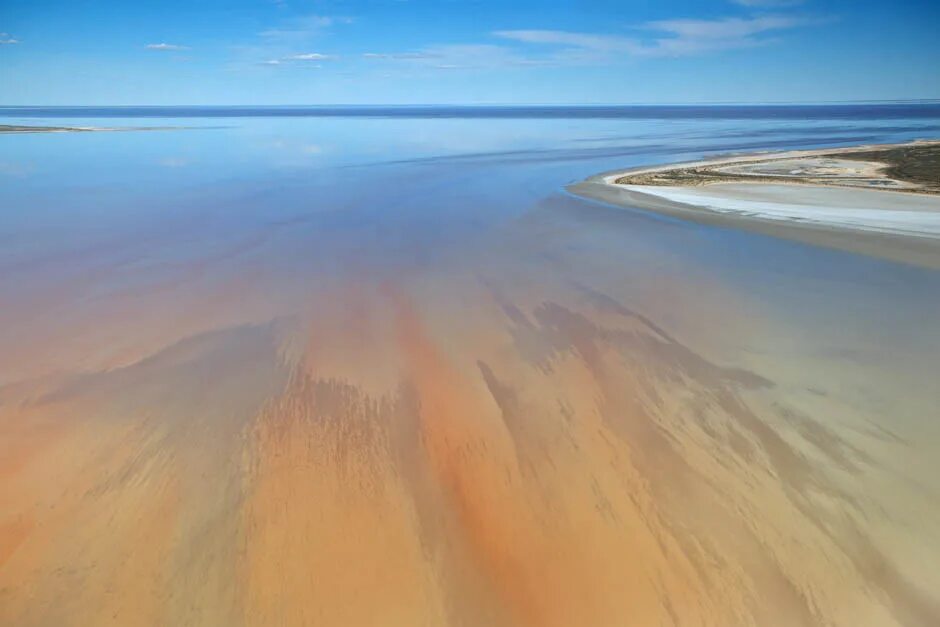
(2, 106, 940, 626)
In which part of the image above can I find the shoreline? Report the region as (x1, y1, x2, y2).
(0, 124, 118, 133)
(569, 140, 940, 269)
(0, 124, 196, 134)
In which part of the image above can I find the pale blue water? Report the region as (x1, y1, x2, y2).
(2, 105, 940, 386)
(3, 104, 939, 258)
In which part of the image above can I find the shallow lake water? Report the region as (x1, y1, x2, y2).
(2, 105, 940, 626)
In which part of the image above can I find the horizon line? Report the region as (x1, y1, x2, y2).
(3, 99, 940, 109)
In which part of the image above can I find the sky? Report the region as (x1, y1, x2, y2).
(2, 0, 939, 105)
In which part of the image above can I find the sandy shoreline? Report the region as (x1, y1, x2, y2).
(570, 141, 940, 269)
(0, 124, 193, 134)
(0, 124, 109, 133)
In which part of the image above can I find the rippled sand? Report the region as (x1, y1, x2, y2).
(3, 185, 940, 627)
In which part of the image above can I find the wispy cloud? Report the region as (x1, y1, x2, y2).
(285, 52, 336, 61)
(495, 14, 815, 59)
(251, 9, 815, 76)
(363, 52, 440, 60)
(1, 32, 20, 45)
(492, 31, 631, 51)
(362, 44, 548, 70)
(260, 51, 338, 67)
(259, 14, 352, 43)
(643, 15, 808, 55)
(146, 43, 189, 51)
(647, 16, 803, 40)
(241, 13, 350, 69)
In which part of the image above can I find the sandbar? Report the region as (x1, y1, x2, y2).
(570, 140, 940, 268)
(0, 124, 190, 133)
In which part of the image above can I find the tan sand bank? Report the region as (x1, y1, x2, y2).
(570, 141, 940, 268)
(0, 124, 189, 133)
(0, 124, 103, 133)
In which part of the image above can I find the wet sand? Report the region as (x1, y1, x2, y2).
(3, 127, 940, 626)
(3, 211, 940, 626)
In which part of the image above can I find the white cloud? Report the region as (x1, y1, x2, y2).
(247, 9, 813, 75)
(646, 16, 802, 40)
(241, 13, 350, 69)
(361, 44, 548, 70)
(495, 15, 813, 59)
(146, 43, 189, 51)
(1, 33, 20, 45)
(259, 51, 337, 68)
(285, 52, 336, 61)
(641, 16, 803, 55)
(492, 30, 636, 52)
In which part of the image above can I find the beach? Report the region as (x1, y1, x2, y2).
(571, 141, 940, 268)
(0, 124, 101, 133)
(0, 124, 183, 133)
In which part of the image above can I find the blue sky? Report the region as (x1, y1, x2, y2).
(2, 0, 939, 105)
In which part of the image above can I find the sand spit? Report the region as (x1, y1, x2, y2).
(0, 124, 112, 133)
(0, 124, 192, 134)
(571, 141, 940, 268)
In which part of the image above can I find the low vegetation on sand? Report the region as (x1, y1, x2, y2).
(838, 143, 940, 190)
(0, 124, 94, 133)
(616, 142, 940, 194)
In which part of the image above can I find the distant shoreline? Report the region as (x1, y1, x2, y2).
(0, 124, 106, 133)
(0, 124, 193, 134)
(570, 140, 940, 269)
(2, 102, 939, 120)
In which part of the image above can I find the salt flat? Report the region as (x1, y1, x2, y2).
(621, 183, 940, 238)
